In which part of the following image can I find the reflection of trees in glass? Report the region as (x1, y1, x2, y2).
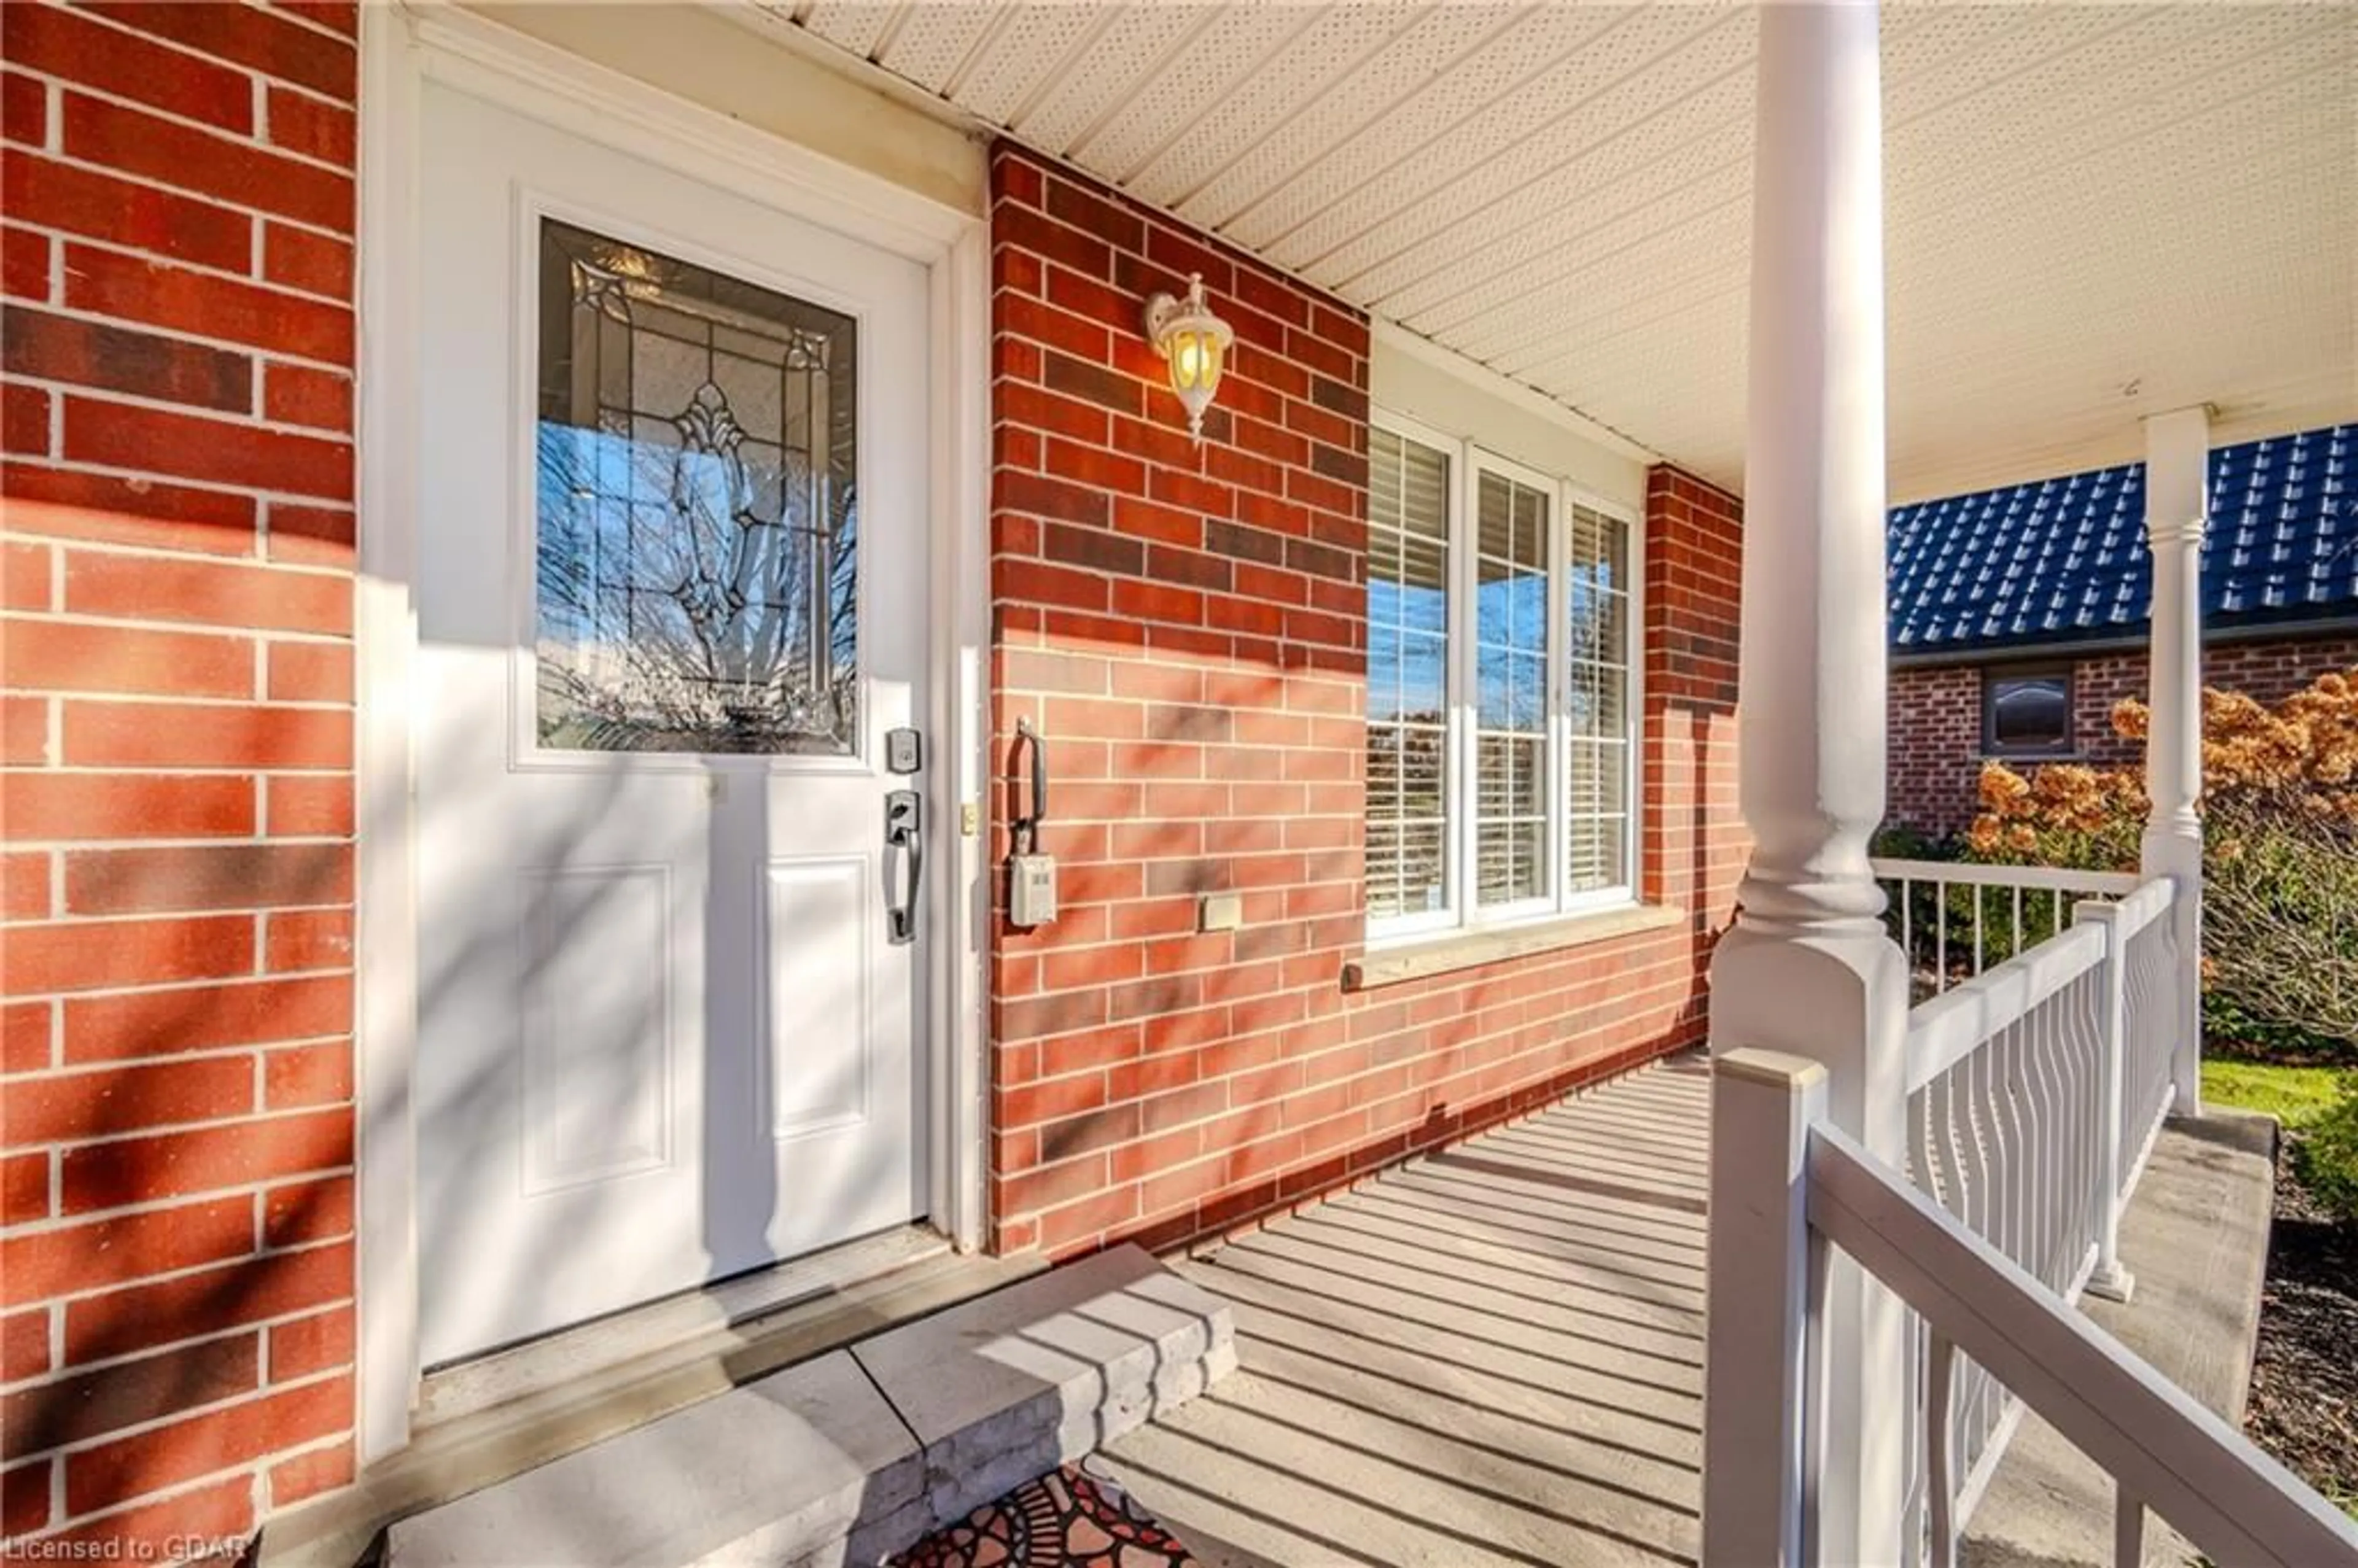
(535, 409, 855, 753)
(1474, 473, 1551, 906)
(532, 219, 859, 755)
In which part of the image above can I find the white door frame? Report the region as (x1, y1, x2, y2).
(354, 5, 992, 1463)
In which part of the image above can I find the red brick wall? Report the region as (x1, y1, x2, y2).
(2, 2, 359, 1550)
(986, 140, 1746, 1259)
(1644, 468, 1748, 918)
(1886, 663, 1983, 835)
(1888, 635, 2358, 833)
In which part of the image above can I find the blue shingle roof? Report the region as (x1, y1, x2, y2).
(1888, 424, 2357, 654)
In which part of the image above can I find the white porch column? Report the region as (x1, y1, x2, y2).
(2141, 405, 2209, 1114)
(1703, 4, 1910, 1567)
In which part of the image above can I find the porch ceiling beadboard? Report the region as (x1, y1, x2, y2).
(755, 1, 2358, 502)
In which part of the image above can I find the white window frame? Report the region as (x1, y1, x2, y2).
(1367, 409, 1644, 946)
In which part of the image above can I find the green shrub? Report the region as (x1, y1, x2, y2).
(2206, 992, 2349, 1064)
(1874, 826, 2092, 984)
(2297, 1075, 2358, 1222)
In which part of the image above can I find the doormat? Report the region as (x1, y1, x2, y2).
(888, 1463, 1200, 1568)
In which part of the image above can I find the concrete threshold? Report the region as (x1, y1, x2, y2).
(379, 1245, 1235, 1568)
(260, 1245, 1042, 1568)
(1966, 1110, 2278, 1568)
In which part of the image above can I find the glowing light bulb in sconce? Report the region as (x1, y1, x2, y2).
(1142, 273, 1234, 444)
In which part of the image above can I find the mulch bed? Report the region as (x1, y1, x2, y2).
(2245, 1140, 2358, 1508)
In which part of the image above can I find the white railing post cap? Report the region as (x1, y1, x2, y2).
(1716, 1048, 1831, 1092)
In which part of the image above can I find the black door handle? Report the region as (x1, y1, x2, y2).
(1014, 718, 1049, 853)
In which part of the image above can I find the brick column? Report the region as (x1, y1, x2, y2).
(2, 2, 360, 1548)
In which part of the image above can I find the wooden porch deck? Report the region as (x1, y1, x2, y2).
(1099, 1055, 1711, 1568)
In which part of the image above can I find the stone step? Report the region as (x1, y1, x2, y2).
(384, 1245, 1234, 1567)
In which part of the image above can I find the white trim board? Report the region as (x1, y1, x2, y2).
(1371, 319, 1663, 468)
(354, 3, 991, 1468)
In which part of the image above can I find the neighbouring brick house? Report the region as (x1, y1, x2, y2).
(1, 4, 1746, 1551)
(1887, 424, 2357, 833)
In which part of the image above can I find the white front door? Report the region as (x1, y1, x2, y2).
(411, 82, 932, 1367)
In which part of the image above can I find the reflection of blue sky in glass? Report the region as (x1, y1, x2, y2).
(1473, 473, 1550, 906)
(1368, 579, 1448, 723)
(536, 423, 625, 648)
(535, 415, 856, 751)
(538, 422, 790, 656)
(1476, 572, 1547, 728)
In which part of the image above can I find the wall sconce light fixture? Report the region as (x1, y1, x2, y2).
(1142, 273, 1233, 443)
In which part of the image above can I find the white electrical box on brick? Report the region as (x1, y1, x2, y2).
(1010, 853, 1057, 927)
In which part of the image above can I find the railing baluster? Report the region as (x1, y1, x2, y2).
(1928, 1332, 1959, 1568)
(1910, 1084, 1941, 1205)
(2114, 1485, 2144, 1568)
(1993, 1027, 2019, 1294)
(1901, 876, 1914, 982)
(1974, 890, 1986, 975)
(1936, 879, 1948, 993)
(2025, 1007, 2056, 1289)
(1962, 1044, 1997, 1466)
(2050, 987, 2068, 1280)
(2068, 966, 2099, 1285)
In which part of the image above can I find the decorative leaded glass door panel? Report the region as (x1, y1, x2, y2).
(410, 82, 932, 1367)
(534, 219, 860, 755)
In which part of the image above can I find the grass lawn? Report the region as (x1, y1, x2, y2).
(2203, 1058, 2349, 1130)
(2206, 1054, 2358, 1521)
(2203, 1055, 2357, 1219)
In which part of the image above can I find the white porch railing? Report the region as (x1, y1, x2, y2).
(1705, 872, 2358, 1568)
(1897, 875, 2177, 1541)
(1706, 1039, 2358, 1568)
(1872, 856, 2142, 993)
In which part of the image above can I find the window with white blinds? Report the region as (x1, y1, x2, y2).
(1566, 500, 1632, 896)
(1367, 430, 1452, 923)
(1366, 418, 1640, 940)
(1474, 468, 1551, 911)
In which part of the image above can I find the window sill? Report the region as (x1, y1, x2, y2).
(1343, 902, 1687, 992)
